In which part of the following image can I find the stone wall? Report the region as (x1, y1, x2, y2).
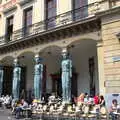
(101, 11, 120, 93)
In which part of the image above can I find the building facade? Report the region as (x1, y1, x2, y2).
(0, 0, 120, 98)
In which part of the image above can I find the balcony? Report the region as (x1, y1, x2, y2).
(0, 1, 110, 45)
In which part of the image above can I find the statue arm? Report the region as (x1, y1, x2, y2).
(70, 60, 72, 78)
(41, 64, 44, 79)
(0, 70, 4, 82)
(1, 71, 3, 82)
(41, 64, 44, 72)
(18, 67, 21, 82)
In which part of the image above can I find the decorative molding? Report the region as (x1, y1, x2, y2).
(96, 5, 120, 18)
(0, 19, 101, 55)
(0, 0, 17, 12)
(3, 4, 17, 14)
(17, 0, 34, 6)
(113, 56, 120, 62)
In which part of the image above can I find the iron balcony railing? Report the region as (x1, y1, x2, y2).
(0, 2, 103, 45)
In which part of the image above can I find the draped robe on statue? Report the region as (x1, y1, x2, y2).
(0, 68, 3, 96)
(61, 56, 72, 103)
(34, 63, 43, 100)
(12, 66, 21, 100)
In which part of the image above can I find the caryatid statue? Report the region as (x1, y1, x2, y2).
(34, 55, 43, 100)
(0, 65, 3, 97)
(61, 48, 72, 104)
(12, 58, 21, 100)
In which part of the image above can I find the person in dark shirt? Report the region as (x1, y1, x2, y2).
(99, 95, 105, 107)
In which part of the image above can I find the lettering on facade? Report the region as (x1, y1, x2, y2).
(113, 56, 120, 62)
(0, 0, 17, 11)
(105, 80, 120, 87)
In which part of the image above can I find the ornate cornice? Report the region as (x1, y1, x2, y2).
(0, 17, 101, 55)
(17, 0, 34, 6)
(96, 5, 120, 17)
(3, 5, 17, 14)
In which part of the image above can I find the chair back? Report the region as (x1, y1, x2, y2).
(100, 107, 107, 114)
(83, 106, 89, 114)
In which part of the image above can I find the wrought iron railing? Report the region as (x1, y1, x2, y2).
(0, 2, 103, 45)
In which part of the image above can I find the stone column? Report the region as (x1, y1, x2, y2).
(0, 65, 4, 97)
(97, 42, 106, 95)
(12, 58, 21, 100)
(61, 48, 72, 104)
(34, 54, 43, 100)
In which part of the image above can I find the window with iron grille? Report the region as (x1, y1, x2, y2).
(73, 0, 88, 20)
(6, 16, 13, 41)
(23, 7, 33, 35)
(46, 0, 56, 29)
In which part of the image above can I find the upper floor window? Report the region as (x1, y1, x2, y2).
(109, 0, 117, 8)
(6, 16, 13, 41)
(74, 0, 87, 9)
(73, 0, 88, 20)
(46, 0, 56, 29)
(24, 7, 32, 27)
(23, 7, 32, 35)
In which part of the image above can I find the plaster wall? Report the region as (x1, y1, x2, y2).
(57, 0, 72, 15)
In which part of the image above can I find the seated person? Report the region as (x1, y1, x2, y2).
(99, 95, 105, 107)
(11, 99, 18, 114)
(48, 93, 56, 105)
(15, 99, 28, 119)
(109, 99, 120, 120)
(84, 93, 89, 103)
(93, 94, 99, 105)
(76, 93, 85, 106)
(3, 95, 12, 108)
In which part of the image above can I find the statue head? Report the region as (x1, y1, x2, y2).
(13, 58, 19, 67)
(35, 55, 42, 64)
(62, 48, 68, 60)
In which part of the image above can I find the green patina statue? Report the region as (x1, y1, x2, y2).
(34, 56, 43, 100)
(61, 50, 72, 104)
(0, 65, 3, 97)
(12, 59, 21, 100)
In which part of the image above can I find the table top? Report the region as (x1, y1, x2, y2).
(113, 112, 120, 115)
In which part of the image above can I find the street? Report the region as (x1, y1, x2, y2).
(0, 108, 23, 120)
